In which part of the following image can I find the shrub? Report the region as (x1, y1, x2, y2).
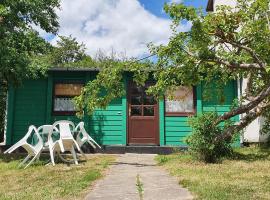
(186, 112, 235, 163)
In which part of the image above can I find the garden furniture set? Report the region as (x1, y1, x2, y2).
(4, 120, 100, 168)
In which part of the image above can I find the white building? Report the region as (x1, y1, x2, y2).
(207, 0, 269, 143)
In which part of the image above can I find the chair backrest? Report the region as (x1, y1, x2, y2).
(75, 122, 88, 137)
(75, 122, 84, 131)
(28, 125, 43, 150)
(37, 125, 53, 134)
(52, 120, 75, 139)
(37, 125, 59, 145)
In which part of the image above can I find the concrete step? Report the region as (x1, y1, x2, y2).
(94, 145, 188, 155)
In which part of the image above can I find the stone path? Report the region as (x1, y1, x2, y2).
(85, 154, 193, 200)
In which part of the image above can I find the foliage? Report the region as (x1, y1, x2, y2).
(49, 35, 91, 66)
(0, 0, 60, 85)
(0, 0, 60, 141)
(186, 112, 235, 163)
(74, 58, 126, 117)
(151, 0, 270, 140)
(74, 56, 154, 117)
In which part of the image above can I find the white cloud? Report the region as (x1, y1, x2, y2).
(169, 0, 183, 4)
(51, 0, 190, 58)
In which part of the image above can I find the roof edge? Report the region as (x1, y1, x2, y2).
(48, 67, 100, 72)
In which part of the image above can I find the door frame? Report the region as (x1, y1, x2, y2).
(126, 81, 160, 145)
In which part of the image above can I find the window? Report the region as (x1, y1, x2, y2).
(129, 83, 157, 117)
(53, 83, 83, 115)
(165, 86, 195, 116)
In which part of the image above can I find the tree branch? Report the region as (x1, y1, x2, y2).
(216, 84, 270, 124)
(215, 29, 266, 68)
(215, 108, 262, 143)
(211, 57, 262, 70)
(215, 102, 270, 143)
(224, 40, 266, 68)
(182, 46, 262, 70)
(244, 73, 257, 101)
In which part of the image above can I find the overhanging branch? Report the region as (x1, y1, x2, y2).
(216, 85, 270, 124)
(222, 39, 266, 68)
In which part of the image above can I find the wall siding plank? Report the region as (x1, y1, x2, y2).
(11, 79, 48, 143)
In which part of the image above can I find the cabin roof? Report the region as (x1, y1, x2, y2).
(48, 67, 156, 72)
(49, 67, 100, 72)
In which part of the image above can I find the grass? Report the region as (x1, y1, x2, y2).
(136, 174, 144, 200)
(0, 154, 115, 200)
(156, 146, 270, 200)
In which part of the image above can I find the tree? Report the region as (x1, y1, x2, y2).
(0, 0, 60, 84)
(151, 0, 270, 142)
(0, 0, 60, 141)
(75, 0, 270, 147)
(50, 35, 90, 66)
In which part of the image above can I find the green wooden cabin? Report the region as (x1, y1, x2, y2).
(4, 68, 238, 147)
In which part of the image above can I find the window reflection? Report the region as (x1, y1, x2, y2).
(165, 86, 194, 113)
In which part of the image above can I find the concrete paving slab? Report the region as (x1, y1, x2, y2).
(85, 153, 193, 200)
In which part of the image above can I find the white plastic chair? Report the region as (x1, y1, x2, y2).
(4, 125, 43, 169)
(48, 120, 81, 166)
(37, 125, 58, 150)
(75, 122, 101, 152)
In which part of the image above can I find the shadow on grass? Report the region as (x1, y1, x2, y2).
(0, 153, 50, 163)
(229, 146, 270, 162)
(0, 153, 26, 162)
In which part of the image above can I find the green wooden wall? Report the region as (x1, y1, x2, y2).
(164, 81, 238, 146)
(6, 71, 238, 146)
(6, 71, 127, 145)
(49, 72, 127, 145)
(7, 79, 48, 144)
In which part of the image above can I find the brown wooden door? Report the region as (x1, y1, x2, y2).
(128, 82, 159, 145)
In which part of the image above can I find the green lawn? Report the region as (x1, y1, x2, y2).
(0, 154, 115, 200)
(156, 147, 270, 200)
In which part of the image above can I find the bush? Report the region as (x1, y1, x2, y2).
(186, 112, 235, 163)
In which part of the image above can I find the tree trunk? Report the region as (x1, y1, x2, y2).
(215, 105, 269, 144)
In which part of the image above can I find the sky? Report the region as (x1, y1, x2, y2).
(39, 0, 208, 59)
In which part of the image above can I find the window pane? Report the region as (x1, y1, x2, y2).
(131, 96, 142, 105)
(54, 98, 76, 112)
(165, 86, 194, 113)
(143, 106, 154, 116)
(131, 106, 142, 116)
(55, 83, 83, 96)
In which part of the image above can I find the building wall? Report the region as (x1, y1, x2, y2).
(5, 72, 238, 146)
(241, 79, 268, 143)
(51, 72, 127, 145)
(6, 79, 48, 144)
(164, 81, 238, 146)
(5, 71, 127, 145)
